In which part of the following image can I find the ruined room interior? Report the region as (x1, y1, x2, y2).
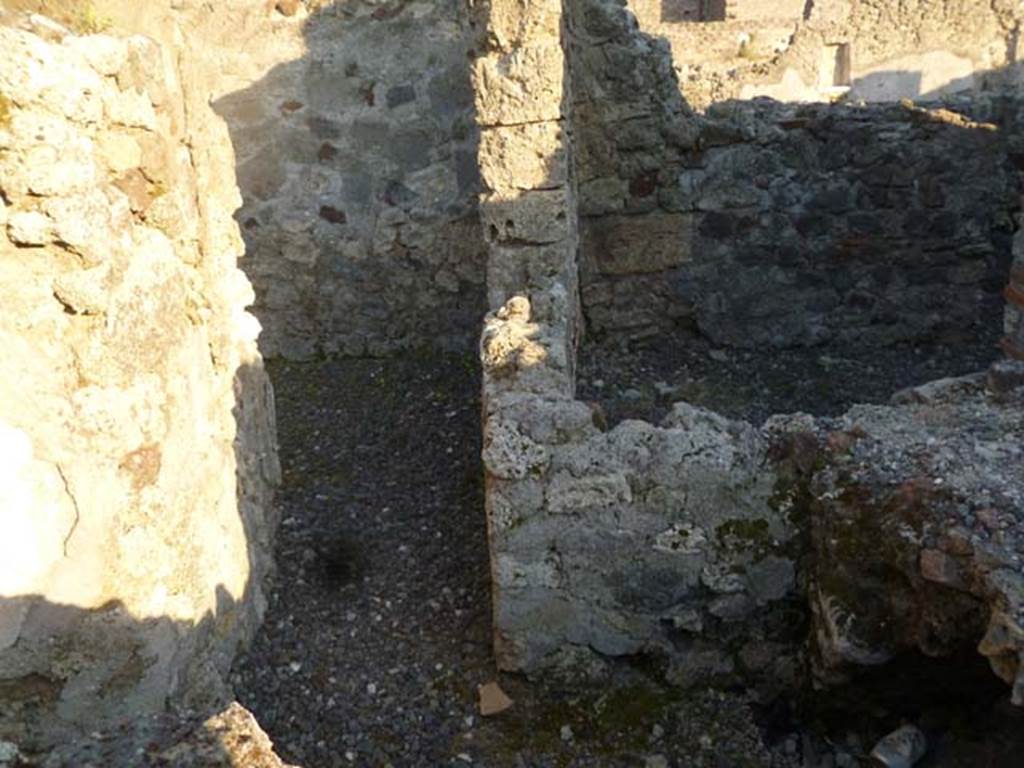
(1, 0, 1023, 766)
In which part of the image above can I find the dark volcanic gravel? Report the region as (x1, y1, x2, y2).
(230, 353, 494, 767)
(225, 347, 1021, 768)
(578, 324, 1004, 427)
(228, 352, 792, 768)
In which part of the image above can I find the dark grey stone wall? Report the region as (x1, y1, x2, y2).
(213, 0, 487, 359)
(569, 0, 1022, 351)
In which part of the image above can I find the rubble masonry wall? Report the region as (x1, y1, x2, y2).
(0, 14, 278, 747)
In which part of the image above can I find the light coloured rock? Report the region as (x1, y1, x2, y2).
(104, 85, 158, 130)
(546, 470, 632, 512)
(978, 606, 1024, 706)
(45, 189, 123, 265)
(0, 19, 278, 750)
(20, 141, 97, 198)
(0, 423, 76, 610)
(473, 43, 566, 126)
(156, 702, 297, 767)
(482, 420, 551, 480)
(0, 26, 106, 120)
(653, 524, 708, 555)
(481, 310, 548, 375)
(870, 724, 927, 768)
(6, 210, 52, 245)
(478, 681, 514, 716)
(0, 740, 23, 764)
(97, 132, 142, 173)
(488, 0, 562, 51)
(52, 265, 110, 315)
(479, 123, 568, 193)
(67, 35, 129, 76)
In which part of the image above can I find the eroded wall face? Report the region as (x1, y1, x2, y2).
(570, 0, 1021, 348)
(1008, 197, 1024, 358)
(478, 0, 1024, 706)
(192, 0, 488, 359)
(476, 0, 805, 686)
(0, 15, 278, 747)
(24, 1, 489, 361)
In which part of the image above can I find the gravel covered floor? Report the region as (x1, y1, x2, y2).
(578, 325, 1004, 427)
(231, 353, 494, 766)
(229, 353, 794, 768)
(228, 348, 1022, 768)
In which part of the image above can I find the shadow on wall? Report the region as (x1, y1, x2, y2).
(0, 594, 242, 763)
(212, 0, 487, 360)
(850, 61, 1024, 102)
(850, 70, 925, 101)
(0, 6, 280, 756)
(658, 0, 813, 24)
(572, 0, 1022, 352)
(0, 364, 275, 761)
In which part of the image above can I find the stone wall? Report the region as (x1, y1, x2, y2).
(472, 0, 581, 668)
(204, 0, 488, 359)
(1007, 192, 1024, 359)
(586, 97, 1022, 348)
(806, 372, 1024, 704)
(476, 0, 805, 689)
(572, 0, 1021, 349)
(0, 12, 278, 748)
(628, 0, 1024, 108)
(28, 0, 489, 361)
(477, 0, 1024, 708)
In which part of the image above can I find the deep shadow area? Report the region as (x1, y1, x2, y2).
(572, 0, 1019, 428)
(790, 650, 1024, 768)
(660, 0, 724, 23)
(230, 353, 492, 766)
(577, 324, 1004, 426)
(212, 0, 486, 360)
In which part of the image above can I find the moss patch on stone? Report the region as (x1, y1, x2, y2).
(481, 683, 683, 766)
(715, 518, 773, 558)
